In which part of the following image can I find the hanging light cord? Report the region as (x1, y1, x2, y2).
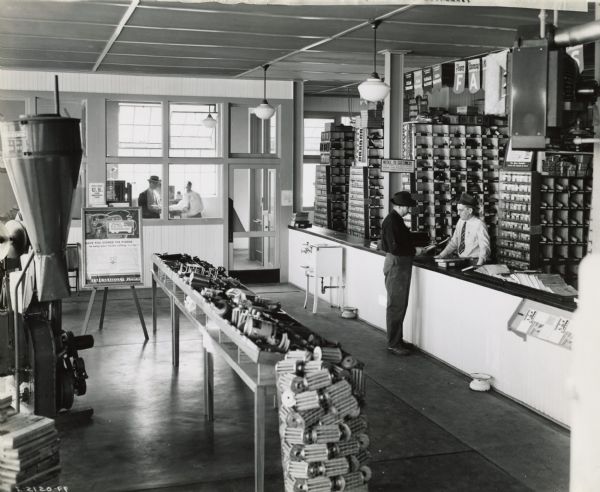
(347, 87, 353, 120)
(263, 64, 270, 101)
(371, 20, 381, 76)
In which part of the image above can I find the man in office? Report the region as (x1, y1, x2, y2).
(437, 192, 491, 266)
(170, 181, 204, 218)
(138, 175, 162, 219)
(381, 191, 417, 356)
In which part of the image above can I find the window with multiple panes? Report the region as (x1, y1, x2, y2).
(116, 102, 162, 157)
(106, 101, 223, 220)
(169, 103, 219, 157)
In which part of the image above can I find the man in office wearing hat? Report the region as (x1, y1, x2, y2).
(138, 175, 162, 219)
(381, 191, 418, 356)
(437, 193, 491, 266)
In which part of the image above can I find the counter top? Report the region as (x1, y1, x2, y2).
(289, 225, 577, 312)
(289, 225, 385, 255)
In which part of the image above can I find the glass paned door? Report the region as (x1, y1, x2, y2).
(229, 166, 279, 276)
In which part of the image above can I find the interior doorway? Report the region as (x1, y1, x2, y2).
(228, 165, 279, 283)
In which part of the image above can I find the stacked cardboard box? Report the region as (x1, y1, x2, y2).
(314, 124, 354, 232)
(0, 413, 60, 491)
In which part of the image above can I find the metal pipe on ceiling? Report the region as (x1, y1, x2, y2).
(554, 19, 600, 47)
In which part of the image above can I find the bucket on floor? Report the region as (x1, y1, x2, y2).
(341, 306, 357, 319)
(469, 373, 492, 392)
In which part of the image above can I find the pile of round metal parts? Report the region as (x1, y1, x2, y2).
(158, 253, 371, 490)
(277, 348, 371, 491)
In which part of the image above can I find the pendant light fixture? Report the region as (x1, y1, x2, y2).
(202, 104, 217, 129)
(254, 64, 276, 120)
(358, 20, 390, 102)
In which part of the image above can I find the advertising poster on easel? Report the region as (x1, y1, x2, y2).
(82, 207, 143, 287)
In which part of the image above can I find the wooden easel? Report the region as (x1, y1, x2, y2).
(82, 285, 149, 340)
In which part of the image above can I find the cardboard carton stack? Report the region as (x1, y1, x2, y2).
(0, 412, 60, 491)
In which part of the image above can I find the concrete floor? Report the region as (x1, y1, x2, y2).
(56, 284, 570, 492)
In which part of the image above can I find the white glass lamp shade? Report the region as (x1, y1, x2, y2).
(202, 113, 217, 129)
(254, 100, 276, 120)
(358, 73, 390, 102)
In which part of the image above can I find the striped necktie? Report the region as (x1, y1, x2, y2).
(458, 222, 466, 255)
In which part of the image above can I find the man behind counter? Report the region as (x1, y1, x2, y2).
(437, 192, 491, 266)
(381, 191, 417, 356)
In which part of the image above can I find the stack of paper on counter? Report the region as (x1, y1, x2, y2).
(536, 274, 578, 296)
(510, 272, 542, 289)
(474, 264, 511, 277)
(0, 413, 60, 491)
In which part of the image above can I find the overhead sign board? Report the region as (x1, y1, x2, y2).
(382, 159, 415, 173)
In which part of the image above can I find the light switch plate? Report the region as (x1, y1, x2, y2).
(281, 189, 293, 206)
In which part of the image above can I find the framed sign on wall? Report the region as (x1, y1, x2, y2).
(82, 207, 143, 288)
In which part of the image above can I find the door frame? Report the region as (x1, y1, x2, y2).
(228, 163, 280, 281)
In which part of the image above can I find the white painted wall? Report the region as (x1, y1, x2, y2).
(289, 229, 387, 328)
(407, 267, 572, 426)
(68, 223, 223, 288)
(0, 70, 292, 100)
(304, 96, 362, 114)
(570, 254, 600, 490)
(289, 228, 573, 426)
(1, 69, 295, 280)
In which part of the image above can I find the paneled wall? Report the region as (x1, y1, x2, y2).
(289, 228, 573, 426)
(304, 95, 362, 114)
(1, 69, 294, 281)
(288, 228, 387, 329)
(0, 70, 292, 99)
(68, 224, 223, 288)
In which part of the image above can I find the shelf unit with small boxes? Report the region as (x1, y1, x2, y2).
(347, 167, 384, 240)
(537, 151, 592, 288)
(496, 150, 592, 288)
(496, 170, 542, 271)
(402, 120, 504, 245)
(313, 124, 355, 232)
(313, 164, 349, 231)
(348, 109, 384, 240)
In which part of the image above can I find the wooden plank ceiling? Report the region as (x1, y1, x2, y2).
(0, 1, 594, 96)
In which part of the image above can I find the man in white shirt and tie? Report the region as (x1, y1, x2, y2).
(436, 193, 491, 266)
(170, 181, 204, 218)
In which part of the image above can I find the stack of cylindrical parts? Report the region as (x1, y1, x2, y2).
(277, 346, 371, 492)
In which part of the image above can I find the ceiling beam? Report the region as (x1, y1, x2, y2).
(93, 0, 139, 72)
(233, 4, 416, 79)
(137, 3, 392, 23)
(314, 81, 360, 95)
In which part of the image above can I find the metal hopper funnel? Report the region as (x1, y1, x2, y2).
(0, 114, 82, 301)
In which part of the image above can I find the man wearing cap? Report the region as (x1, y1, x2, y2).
(437, 193, 490, 266)
(138, 175, 162, 219)
(381, 191, 417, 356)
